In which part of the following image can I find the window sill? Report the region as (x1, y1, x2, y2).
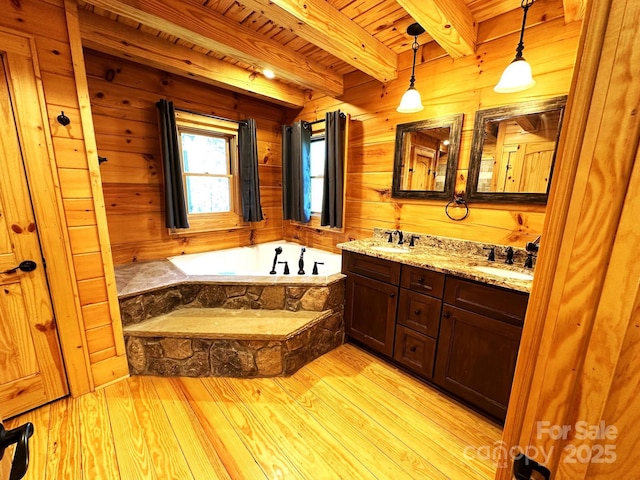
(291, 215, 345, 234)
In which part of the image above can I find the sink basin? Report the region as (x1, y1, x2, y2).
(370, 246, 411, 254)
(472, 265, 534, 281)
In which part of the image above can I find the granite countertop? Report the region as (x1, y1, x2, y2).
(337, 236, 535, 293)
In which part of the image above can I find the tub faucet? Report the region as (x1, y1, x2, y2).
(312, 261, 324, 275)
(298, 247, 306, 274)
(270, 246, 283, 274)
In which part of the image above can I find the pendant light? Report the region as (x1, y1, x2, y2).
(494, 0, 536, 93)
(397, 23, 425, 113)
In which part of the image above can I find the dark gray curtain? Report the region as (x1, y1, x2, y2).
(321, 111, 346, 228)
(156, 99, 189, 229)
(238, 119, 264, 222)
(282, 121, 311, 223)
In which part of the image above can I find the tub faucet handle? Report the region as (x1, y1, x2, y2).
(312, 261, 324, 275)
(278, 261, 290, 275)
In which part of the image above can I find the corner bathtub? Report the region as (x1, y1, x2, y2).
(167, 240, 342, 281)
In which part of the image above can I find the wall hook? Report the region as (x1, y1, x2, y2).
(98, 156, 108, 165)
(56, 111, 71, 126)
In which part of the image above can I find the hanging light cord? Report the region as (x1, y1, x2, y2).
(408, 37, 419, 88)
(515, 0, 535, 61)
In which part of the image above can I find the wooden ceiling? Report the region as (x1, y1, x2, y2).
(76, 0, 586, 108)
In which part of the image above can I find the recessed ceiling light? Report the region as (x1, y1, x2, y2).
(263, 69, 275, 79)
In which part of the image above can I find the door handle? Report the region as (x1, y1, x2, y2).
(0, 260, 37, 275)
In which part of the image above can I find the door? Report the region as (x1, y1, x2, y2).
(0, 58, 68, 418)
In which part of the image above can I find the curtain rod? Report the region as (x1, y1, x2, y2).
(175, 107, 247, 125)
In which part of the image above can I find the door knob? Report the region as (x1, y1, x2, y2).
(0, 260, 37, 275)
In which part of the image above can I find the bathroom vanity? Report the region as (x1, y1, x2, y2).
(340, 239, 531, 422)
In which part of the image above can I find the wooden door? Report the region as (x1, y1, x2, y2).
(0, 58, 68, 418)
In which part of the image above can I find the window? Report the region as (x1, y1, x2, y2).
(174, 111, 244, 232)
(309, 134, 325, 214)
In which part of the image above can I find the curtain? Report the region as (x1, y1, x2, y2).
(321, 111, 346, 228)
(282, 121, 311, 223)
(156, 99, 189, 229)
(238, 119, 264, 222)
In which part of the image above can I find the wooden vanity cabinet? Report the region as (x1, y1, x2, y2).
(343, 252, 400, 357)
(434, 277, 529, 420)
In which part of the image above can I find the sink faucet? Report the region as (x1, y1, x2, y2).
(505, 246, 514, 265)
(526, 235, 541, 253)
(395, 230, 404, 245)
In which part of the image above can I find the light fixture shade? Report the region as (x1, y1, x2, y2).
(494, 58, 536, 93)
(397, 87, 424, 113)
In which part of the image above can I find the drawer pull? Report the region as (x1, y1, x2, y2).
(410, 346, 417, 352)
(414, 309, 421, 315)
(417, 277, 424, 284)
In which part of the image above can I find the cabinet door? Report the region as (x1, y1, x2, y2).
(434, 305, 522, 421)
(345, 273, 398, 357)
(394, 325, 436, 378)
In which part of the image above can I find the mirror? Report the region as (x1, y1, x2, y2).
(467, 96, 567, 204)
(392, 114, 463, 200)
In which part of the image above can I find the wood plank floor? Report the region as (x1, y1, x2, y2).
(1, 344, 502, 479)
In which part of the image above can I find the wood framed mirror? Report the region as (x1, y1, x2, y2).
(392, 113, 463, 200)
(467, 96, 567, 204)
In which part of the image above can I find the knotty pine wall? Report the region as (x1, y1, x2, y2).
(3, 0, 128, 392)
(84, 50, 291, 264)
(286, 0, 582, 252)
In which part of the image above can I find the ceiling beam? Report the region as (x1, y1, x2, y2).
(238, 0, 397, 83)
(563, 0, 587, 22)
(77, 10, 305, 108)
(396, 0, 477, 59)
(83, 0, 343, 97)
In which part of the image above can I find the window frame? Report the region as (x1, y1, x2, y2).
(309, 132, 326, 215)
(171, 110, 245, 234)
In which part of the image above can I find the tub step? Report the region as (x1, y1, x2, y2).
(123, 308, 343, 378)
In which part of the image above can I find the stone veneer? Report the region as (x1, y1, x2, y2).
(125, 311, 343, 377)
(119, 280, 345, 378)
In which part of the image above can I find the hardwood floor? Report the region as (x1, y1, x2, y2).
(1, 344, 502, 479)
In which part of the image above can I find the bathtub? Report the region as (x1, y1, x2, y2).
(167, 240, 342, 279)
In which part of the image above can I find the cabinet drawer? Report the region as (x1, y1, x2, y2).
(400, 265, 445, 297)
(397, 289, 441, 338)
(342, 251, 401, 285)
(393, 325, 436, 379)
(444, 276, 529, 326)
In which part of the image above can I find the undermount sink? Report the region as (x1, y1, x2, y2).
(370, 245, 411, 254)
(472, 265, 534, 281)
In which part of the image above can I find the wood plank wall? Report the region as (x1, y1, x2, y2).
(2, 0, 128, 391)
(286, 0, 582, 252)
(84, 50, 293, 264)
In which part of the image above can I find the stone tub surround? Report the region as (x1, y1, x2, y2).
(115, 258, 345, 298)
(125, 309, 343, 377)
(115, 260, 345, 378)
(339, 231, 534, 293)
